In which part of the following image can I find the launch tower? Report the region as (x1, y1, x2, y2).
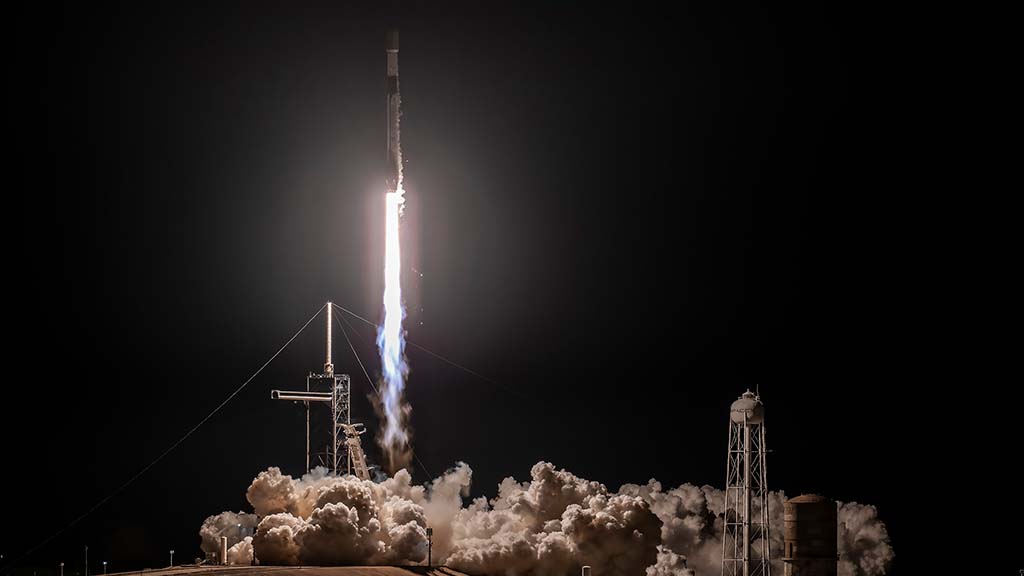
(270, 302, 359, 476)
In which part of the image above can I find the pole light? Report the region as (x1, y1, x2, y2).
(59, 562, 64, 576)
(84, 546, 88, 576)
(102, 561, 107, 575)
(169, 550, 175, 567)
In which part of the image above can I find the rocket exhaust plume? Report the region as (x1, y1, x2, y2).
(377, 29, 412, 473)
(378, 183, 410, 471)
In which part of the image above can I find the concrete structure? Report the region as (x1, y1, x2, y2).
(721, 390, 771, 576)
(782, 495, 837, 576)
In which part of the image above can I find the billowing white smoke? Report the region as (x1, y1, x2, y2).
(227, 537, 253, 565)
(200, 462, 893, 575)
(646, 546, 697, 576)
(444, 463, 662, 575)
(244, 465, 429, 565)
(836, 502, 895, 576)
(198, 510, 257, 564)
(620, 480, 895, 576)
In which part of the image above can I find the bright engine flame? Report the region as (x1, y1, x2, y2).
(377, 183, 409, 470)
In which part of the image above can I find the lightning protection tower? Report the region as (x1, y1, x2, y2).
(270, 302, 354, 475)
(722, 390, 772, 576)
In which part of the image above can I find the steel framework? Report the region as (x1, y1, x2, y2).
(341, 423, 371, 480)
(270, 301, 360, 476)
(722, 390, 772, 576)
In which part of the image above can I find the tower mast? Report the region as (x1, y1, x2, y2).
(325, 301, 334, 376)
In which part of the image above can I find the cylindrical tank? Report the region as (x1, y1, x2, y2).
(783, 495, 837, 576)
(221, 536, 229, 565)
(730, 390, 764, 423)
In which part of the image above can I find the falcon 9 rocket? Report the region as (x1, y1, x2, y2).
(385, 29, 401, 191)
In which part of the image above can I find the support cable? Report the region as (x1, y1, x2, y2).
(336, 312, 379, 397)
(332, 303, 523, 399)
(0, 303, 326, 575)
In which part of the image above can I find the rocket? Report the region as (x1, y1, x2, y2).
(386, 29, 401, 192)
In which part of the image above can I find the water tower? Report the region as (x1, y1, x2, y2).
(782, 494, 837, 576)
(721, 390, 771, 576)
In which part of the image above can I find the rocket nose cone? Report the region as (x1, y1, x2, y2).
(386, 29, 399, 51)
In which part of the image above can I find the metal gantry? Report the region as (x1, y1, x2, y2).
(722, 390, 772, 576)
(330, 372, 352, 474)
(270, 301, 364, 476)
(271, 372, 352, 475)
(341, 423, 371, 480)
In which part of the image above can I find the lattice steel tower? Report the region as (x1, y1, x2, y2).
(722, 390, 772, 576)
(270, 302, 355, 476)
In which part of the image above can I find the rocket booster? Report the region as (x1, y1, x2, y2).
(386, 29, 401, 191)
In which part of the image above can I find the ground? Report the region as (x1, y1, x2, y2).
(108, 568, 473, 576)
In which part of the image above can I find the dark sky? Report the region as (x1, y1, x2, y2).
(8, 1, 906, 574)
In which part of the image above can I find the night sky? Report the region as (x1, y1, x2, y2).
(8, 2, 904, 574)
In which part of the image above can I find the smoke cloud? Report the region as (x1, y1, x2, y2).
(198, 511, 257, 564)
(371, 387, 413, 474)
(227, 537, 254, 565)
(836, 502, 895, 576)
(620, 479, 894, 576)
(200, 462, 893, 575)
